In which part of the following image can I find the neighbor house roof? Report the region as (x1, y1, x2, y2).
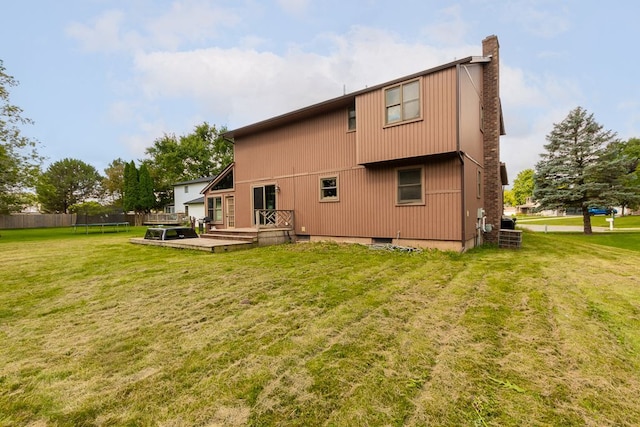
(172, 176, 216, 186)
(184, 196, 205, 205)
(224, 55, 492, 139)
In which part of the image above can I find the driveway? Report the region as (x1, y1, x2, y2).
(517, 224, 611, 233)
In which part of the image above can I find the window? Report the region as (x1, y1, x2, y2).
(397, 168, 423, 204)
(212, 169, 233, 191)
(184, 185, 189, 194)
(207, 196, 223, 222)
(347, 105, 356, 131)
(477, 170, 482, 198)
(320, 176, 339, 201)
(385, 80, 420, 124)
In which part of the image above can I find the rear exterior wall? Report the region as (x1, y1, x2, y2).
(233, 106, 464, 243)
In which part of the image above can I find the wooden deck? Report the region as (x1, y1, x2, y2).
(130, 226, 295, 253)
(130, 237, 254, 253)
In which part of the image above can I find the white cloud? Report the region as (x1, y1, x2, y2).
(66, 0, 239, 53)
(502, 1, 570, 38)
(145, 0, 240, 51)
(66, 10, 130, 53)
(499, 62, 586, 177)
(130, 26, 484, 131)
(420, 5, 469, 46)
(277, 0, 310, 16)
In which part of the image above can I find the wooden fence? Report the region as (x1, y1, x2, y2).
(0, 214, 77, 229)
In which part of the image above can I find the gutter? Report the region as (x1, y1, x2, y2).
(456, 64, 466, 251)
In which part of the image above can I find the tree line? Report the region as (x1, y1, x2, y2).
(1, 59, 232, 216)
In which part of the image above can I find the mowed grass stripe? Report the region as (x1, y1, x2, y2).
(1, 228, 640, 425)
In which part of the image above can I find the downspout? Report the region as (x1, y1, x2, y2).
(456, 64, 466, 251)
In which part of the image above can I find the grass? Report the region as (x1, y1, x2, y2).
(1, 227, 640, 425)
(516, 214, 640, 228)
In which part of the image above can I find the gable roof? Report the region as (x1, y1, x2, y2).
(224, 55, 491, 139)
(201, 162, 235, 194)
(173, 176, 216, 186)
(184, 196, 205, 205)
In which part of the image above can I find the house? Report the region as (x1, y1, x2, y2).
(202, 35, 507, 251)
(172, 176, 215, 220)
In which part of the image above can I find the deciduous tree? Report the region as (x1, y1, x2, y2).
(36, 158, 103, 213)
(534, 107, 625, 234)
(511, 169, 535, 206)
(606, 137, 640, 214)
(0, 60, 42, 213)
(144, 122, 232, 208)
(103, 158, 126, 209)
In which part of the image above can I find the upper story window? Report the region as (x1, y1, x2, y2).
(397, 167, 423, 205)
(211, 170, 233, 191)
(347, 105, 356, 131)
(184, 185, 189, 194)
(385, 80, 420, 124)
(320, 176, 339, 202)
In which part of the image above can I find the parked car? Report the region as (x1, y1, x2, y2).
(588, 207, 617, 216)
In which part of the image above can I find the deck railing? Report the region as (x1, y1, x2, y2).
(255, 210, 294, 229)
(144, 213, 187, 224)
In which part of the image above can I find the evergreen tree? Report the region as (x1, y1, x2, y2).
(138, 163, 155, 212)
(123, 161, 139, 213)
(534, 107, 624, 234)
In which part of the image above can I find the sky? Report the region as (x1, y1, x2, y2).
(2, 0, 639, 184)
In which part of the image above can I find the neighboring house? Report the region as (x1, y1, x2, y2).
(516, 197, 536, 215)
(173, 176, 216, 219)
(203, 36, 507, 251)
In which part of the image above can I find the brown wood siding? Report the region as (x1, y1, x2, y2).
(459, 64, 484, 163)
(463, 160, 483, 244)
(234, 158, 462, 242)
(234, 109, 356, 182)
(356, 67, 458, 164)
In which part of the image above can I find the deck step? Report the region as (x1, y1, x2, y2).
(201, 233, 257, 243)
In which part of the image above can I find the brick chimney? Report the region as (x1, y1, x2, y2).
(482, 35, 503, 244)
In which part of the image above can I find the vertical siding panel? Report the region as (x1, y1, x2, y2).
(356, 67, 457, 165)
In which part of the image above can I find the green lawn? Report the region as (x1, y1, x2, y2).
(1, 228, 640, 426)
(516, 214, 640, 228)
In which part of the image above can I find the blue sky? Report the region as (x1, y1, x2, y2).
(2, 0, 639, 183)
